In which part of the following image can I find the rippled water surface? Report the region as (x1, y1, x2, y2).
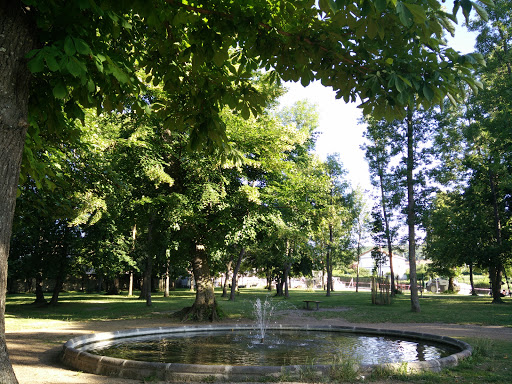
(89, 329, 458, 366)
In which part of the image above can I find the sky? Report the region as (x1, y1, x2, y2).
(278, 20, 479, 197)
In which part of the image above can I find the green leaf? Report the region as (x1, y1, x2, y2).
(87, 79, 96, 92)
(110, 64, 130, 83)
(460, 0, 473, 22)
(64, 36, 76, 56)
(213, 49, 229, 67)
(94, 54, 105, 72)
(398, 75, 412, 87)
(44, 52, 60, 71)
(446, 92, 457, 107)
(404, 3, 427, 24)
(423, 84, 434, 101)
(375, 0, 387, 12)
(66, 57, 84, 77)
(472, 2, 488, 22)
(367, 20, 378, 39)
(27, 53, 44, 73)
(241, 105, 250, 119)
(73, 37, 91, 55)
(53, 82, 68, 99)
(396, 2, 413, 27)
(327, 0, 341, 13)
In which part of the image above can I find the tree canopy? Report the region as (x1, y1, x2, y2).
(0, 0, 493, 382)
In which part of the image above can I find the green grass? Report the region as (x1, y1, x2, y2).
(5, 288, 511, 325)
(5, 288, 512, 383)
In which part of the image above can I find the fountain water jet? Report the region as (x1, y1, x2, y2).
(253, 297, 275, 343)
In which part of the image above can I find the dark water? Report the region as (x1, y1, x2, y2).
(88, 329, 458, 366)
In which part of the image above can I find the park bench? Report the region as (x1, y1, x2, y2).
(303, 300, 322, 310)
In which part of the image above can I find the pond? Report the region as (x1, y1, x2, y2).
(88, 328, 458, 366)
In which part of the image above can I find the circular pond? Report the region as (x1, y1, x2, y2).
(61, 325, 472, 382)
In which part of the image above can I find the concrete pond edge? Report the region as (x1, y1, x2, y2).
(61, 324, 473, 382)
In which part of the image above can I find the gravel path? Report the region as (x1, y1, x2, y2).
(6, 309, 512, 384)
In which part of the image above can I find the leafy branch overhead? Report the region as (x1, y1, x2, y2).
(24, 0, 488, 154)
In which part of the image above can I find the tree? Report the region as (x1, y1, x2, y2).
(363, 116, 405, 295)
(350, 187, 371, 293)
(0, 1, 488, 381)
(363, 105, 445, 311)
(318, 154, 352, 296)
(425, 192, 486, 295)
(425, 0, 512, 303)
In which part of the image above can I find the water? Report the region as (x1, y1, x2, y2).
(88, 329, 458, 366)
(253, 297, 275, 343)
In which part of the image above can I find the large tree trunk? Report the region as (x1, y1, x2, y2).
(49, 277, 63, 306)
(177, 243, 218, 321)
(33, 272, 47, 305)
(229, 247, 245, 301)
(355, 230, 362, 293)
(0, 2, 36, 381)
(326, 225, 333, 297)
(50, 226, 70, 305)
(106, 277, 120, 295)
(163, 263, 170, 298)
(488, 169, 504, 304)
(275, 279, 284, 297)
(406, 108, 421, 313)
(283, 262, 291, 299)
(469, 263, 477, 296)
(489, 264, 503, 304)
(448, 276, 455, 293)
(266, 269, 272, 291)
(139, 257, 152, 306)
(221, 258, 232, 298)
(128, 270, 134, 296)
(283, 241, 292, 299)
(379, 172, 396, 295)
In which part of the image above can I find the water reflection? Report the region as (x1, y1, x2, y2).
(89, 330, 457, 366)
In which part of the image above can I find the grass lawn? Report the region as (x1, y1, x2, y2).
(5, 288, 512, 383)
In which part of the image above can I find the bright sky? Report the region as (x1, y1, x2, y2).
(278, 19, 479, 196)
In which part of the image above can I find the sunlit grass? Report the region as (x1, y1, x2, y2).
(5, 288, 512, 383)
(6, 289, 511, 326)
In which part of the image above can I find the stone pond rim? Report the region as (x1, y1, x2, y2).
(61, 324, 473, 382)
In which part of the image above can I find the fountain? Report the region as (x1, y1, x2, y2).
(252, 297, 275, 343)
(61, 299, 473, 382)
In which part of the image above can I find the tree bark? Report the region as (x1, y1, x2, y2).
(489, 264, 503, 303)
(229, 247, 245, 301)
(50, 223, 71, 306)
(221, 257, 232, 297)
(33, 272, 46, 305)
(106, 278, 120, 295)
(406, 108, 421, 312)
(128, 271, 134, 296)
(177, 242, 218, 321)
(283, 262, 291, 299)
(379, 172, 396, 295)
(49, 277, 63, 306)
(139, 257, 152, 306)
(448, 276, 455, 292)
(164, 263, 170, 298)
(326, 225, 333, 297)
(469, 263, 477, 296)
(283, 241, 292, 299)
(275, 279, 284, 296)
(0, 2, 36, 381)
(488, 168, 504, 303)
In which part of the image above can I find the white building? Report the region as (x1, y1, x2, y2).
(357, 248, 409, 279)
